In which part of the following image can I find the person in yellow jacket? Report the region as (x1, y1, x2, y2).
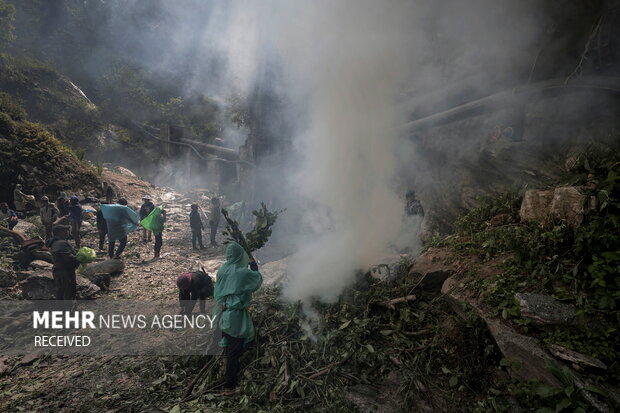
(214, 241, 262, 395)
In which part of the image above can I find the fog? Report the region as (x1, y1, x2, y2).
(11, 0, 547, 305)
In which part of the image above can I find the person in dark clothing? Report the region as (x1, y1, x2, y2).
(139, 195, 155, 242)
(47, 225, 79, 301)
(96, 205, 108, 251)
(104, 183, 114, 204)
(176, 270, 214, 315)
(153, 209, 166, 258)
(209, 197, 221, 246)
(0, 202, 18, 230)
(56, 192, 70, 217)
(405, 190, 425, 217)
(189, 204, 205, 250)
(68, 196, 82, 248)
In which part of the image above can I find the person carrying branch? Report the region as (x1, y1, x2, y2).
(214, 241, 262, 395)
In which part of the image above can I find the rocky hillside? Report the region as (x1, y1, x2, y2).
(0, 53, 105, 152)
(0, 91, 100, 200)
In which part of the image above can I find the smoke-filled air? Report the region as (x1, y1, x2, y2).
(2, 0, 618, 410)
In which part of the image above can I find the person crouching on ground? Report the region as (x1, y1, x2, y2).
(214, 242, 262, 395)
(139, 195, 154, 243)
(189, 204, 205, 250)
(47, 225, 79, 301)
(68, 196, 83, 248)
(0, 202, 18, 230)
(177, 270, 214, 315)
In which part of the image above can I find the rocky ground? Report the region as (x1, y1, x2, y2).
(0, 167, 235, 412)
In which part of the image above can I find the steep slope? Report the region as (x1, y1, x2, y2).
(0, 91, 100, 200)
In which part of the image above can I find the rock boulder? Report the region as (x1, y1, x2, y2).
(82, 259, 124, 278)
(407, 248, 456, 292)
(515, 293, 581, 326)
(519, 189, 554, 223)
(19, 272, 100, 299)
(520, 186, 589, 226)
(0, 268, 17, 288)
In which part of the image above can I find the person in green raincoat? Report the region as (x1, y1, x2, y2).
(214, 241, 262, 394)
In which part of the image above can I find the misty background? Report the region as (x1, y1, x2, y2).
(2, 0, 616, 305)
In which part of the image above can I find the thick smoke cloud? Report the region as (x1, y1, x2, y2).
(26, 0, 543, 305)
(261, 1, 420, 303)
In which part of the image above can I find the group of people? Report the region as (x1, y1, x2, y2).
(189, 197, 221, 250)
(175, 241, 262, 395)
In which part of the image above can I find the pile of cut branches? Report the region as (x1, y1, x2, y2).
(178, 268, 490, 412)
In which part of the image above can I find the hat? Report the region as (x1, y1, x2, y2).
(60, 192, 67, 199)
(142, 195, 151, 200)
(41, 196, 49, 201)
(176, 273, 192, 290)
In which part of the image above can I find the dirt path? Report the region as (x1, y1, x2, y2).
(0, 167, 229, 412)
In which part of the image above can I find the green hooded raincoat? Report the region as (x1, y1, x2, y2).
(214, 242, 262, 346)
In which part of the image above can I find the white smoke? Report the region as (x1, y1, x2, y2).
(259, 0, 420, 304)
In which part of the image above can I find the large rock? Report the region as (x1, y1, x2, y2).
(0, 268, 17, 288)
(82, 259, 125, 278)
(547, 343, 607, 370)
(549, 187, 587, 226)
(407, 248, 456, 292)
(520, 186, 589, 226)
(442, 277, 560, 385)
(76, 276, 100, 298)
(486, 318, 561, 385)
(19, 273, 55, 299)
(515, 293, 581, 326)
(519, 189, 554, 223)
(19, 273, 100, 299)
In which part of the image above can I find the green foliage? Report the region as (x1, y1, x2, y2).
(0, 91, 25, 120)
(453, 190, 522, 236)
(0, 0, 15, 48)
(222, 203, 285, 259)
(245, 203, 286, 252)
(187, 280, 498, 411)
(0, 95, 100, 193)
(473, 364, 607, 412)
(442, 147, 620, 385)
